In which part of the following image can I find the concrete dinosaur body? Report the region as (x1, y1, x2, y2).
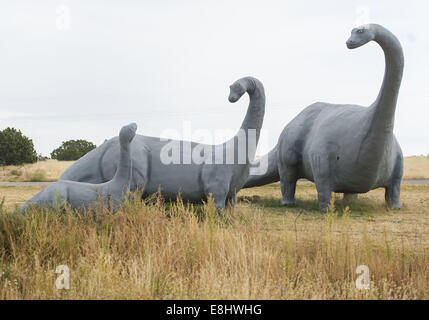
(245, 24, 404, 210)
(60, 77, 265, 210)
(19, 123, 137, 212)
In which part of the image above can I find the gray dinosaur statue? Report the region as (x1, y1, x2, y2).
(244, 24, 404, 210)
(59, 77, 265, 210)
(19, 123, 137, 212)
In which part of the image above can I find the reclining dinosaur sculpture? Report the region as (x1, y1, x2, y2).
(244, 24, 404, 210)
(20, 123, 137, 212)
(59, 77, 265, 211)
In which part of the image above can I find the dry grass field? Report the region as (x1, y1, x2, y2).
(0, 160, 74, 182)
(403, 156, 429, 179)
(0, 183, 428, 299)
(0, 156, 427, 182)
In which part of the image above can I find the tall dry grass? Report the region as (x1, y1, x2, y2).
(0, 190, 427, 300)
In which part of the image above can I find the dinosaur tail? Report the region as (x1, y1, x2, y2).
(243, 145, 280, 188)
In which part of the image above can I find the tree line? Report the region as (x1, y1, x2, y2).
(0, 127, 96, 165)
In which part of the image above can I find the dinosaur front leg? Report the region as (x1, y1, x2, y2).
(213, 192, 228, 217)
(202, 167, 232, 217)
(205, 185, 229, 217)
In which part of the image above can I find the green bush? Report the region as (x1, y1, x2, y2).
(51, 139, 96, 161)
(0, 127, 38, 165)
(10, 169, 22, 176)
(28, 169, 47, 182)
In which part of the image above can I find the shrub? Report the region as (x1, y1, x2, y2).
(0, 127, 37, 165)
(9, 169, 22, 176)
(28, 169, 47, 182)
(51, 139, 96, 161)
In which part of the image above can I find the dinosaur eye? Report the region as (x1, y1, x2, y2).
(235, 83, 241, 87)
(357, 28, 365, 34)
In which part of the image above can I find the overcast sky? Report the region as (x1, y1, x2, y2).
(1, 0, 428, 157)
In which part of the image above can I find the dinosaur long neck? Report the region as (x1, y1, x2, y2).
(363, 25, 403, 155)
(113, 140, 132, 185)
(236, 77, 266, 163)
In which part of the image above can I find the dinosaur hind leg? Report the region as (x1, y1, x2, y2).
(311, 153, 332, 211)
(385, 154, 403, 210)
(385, 182, 401, 209)
(279, 164, 297, 207)
(315, 182, 332, 211)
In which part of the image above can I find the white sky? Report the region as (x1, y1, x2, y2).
(0, 0, 428, 157)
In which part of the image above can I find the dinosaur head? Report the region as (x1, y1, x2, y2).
(346, 24, 375, 49)
(119, 122, 137, 145)
(228, 80, 247, 103)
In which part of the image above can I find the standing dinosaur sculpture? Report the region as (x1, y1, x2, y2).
(19, 123, 137, 212)
(244, 24, 404, 210)
(59, 77, 265, 211)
